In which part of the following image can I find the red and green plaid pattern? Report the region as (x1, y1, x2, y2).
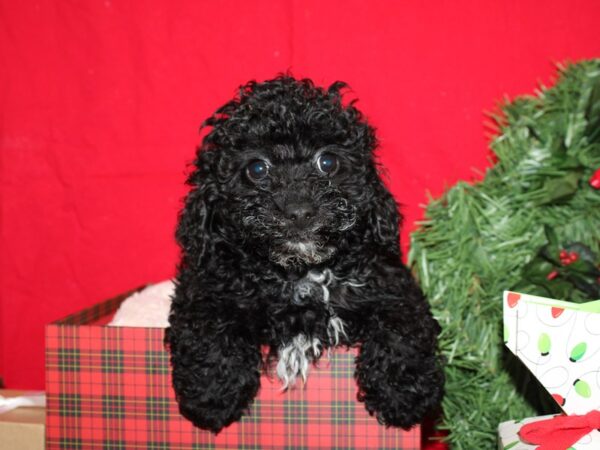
(46, 292, 420, 449)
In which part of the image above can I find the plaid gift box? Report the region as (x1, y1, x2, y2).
(46, 288, 421, 449)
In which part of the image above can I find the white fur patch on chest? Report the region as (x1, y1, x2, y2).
(276, 269, 353, 389)
(276, 334, 321, 389)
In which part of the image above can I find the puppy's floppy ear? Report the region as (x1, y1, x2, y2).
(176, 158, 219, 269)
(368, 171, 401, 255)
(176, 187, 211, 268)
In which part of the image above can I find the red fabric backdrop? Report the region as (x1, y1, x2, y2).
(1, 0, 599, 394)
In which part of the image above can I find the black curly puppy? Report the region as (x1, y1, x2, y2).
(166, 75, 444, 433)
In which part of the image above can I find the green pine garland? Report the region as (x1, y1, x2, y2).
(408, 60, 600, 449)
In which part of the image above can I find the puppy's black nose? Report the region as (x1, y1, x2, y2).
(284, 202, 315, 229)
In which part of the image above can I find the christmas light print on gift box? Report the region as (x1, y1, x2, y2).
(503, 291, 600, 415)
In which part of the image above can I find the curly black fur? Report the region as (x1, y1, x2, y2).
(166, 75, 444, 433)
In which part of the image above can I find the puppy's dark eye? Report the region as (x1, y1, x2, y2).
(246, 160, 269, 180)
(317, 153, 338, 175)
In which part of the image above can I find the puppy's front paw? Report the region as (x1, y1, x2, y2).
(355, 338, 444, 428)
(176, 375, 259, 433)
(174, 356, 261, 433)
(168, 322, 262, 433)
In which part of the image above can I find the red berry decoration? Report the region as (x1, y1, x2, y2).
(547, 270, 559, 280)
(590, 167, 600, 189)
(559, 249, 580, 265)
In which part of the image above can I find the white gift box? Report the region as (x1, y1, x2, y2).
(500, 291, 600, 449)
(503, 291, 600, 415)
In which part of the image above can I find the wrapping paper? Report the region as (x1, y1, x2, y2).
(0, 392, 45, 414)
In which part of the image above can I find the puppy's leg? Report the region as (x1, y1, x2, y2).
(166, 314, 261, 433)
(355, 270, 444, 428)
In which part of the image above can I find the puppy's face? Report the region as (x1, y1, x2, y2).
(186, 77, 394, 270)
(224, 143, 367, 267)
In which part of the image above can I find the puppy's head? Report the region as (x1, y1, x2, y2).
(178, 76, 400, 269)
